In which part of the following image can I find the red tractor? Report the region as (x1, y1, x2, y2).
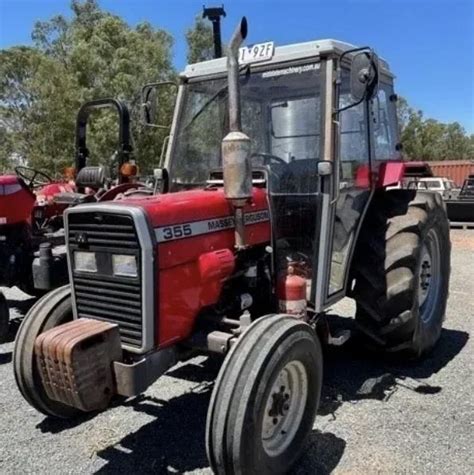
(0, 167, 75, 340)
(1, 98, 143, 341)
(14, 18, 450, 474)
(30, 97, 144, 291)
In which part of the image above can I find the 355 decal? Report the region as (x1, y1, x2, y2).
(161, 224, 192, 240)
(155, 210, 269, 243)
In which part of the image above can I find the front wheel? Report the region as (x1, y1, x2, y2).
(0, 292, 9, 343)
(206, 314, 323, 475)
(13, 285, 81, 418)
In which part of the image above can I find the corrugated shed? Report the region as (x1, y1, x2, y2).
(428, 160, 474, 186)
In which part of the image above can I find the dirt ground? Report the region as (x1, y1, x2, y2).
(0, 229, 472, 474)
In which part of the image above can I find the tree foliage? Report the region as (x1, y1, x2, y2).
(1, 1, 472, 176)
(397, 96, 474, 161)
(1, 0, 175, 174)
(185, 14, 214, 64)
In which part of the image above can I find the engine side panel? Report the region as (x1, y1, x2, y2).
(125, 188, 271, 347)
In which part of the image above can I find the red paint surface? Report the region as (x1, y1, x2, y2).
(0, 175, 21, 186)
(36, 182, 75, 201)
(377, 161, 406, 187)
(1, 174, 76, 226)
(355, 164, 371, 188)
(120, 188, 271, 347)
(277, 273, 306, 301)
(0, 176, 35, 225)
(35, 182, 76, 219)
(98, 183, 144, 202)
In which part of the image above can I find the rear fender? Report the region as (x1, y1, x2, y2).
(377, 161, 405, 188)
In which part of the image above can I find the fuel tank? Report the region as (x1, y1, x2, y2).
(121, 187, 271, 346)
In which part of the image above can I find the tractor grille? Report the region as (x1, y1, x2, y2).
(67, 211, 143, 349)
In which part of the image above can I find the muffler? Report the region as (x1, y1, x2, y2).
(221, 17, 252, 250)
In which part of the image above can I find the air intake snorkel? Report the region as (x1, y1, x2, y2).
(222, 17, 252, 250)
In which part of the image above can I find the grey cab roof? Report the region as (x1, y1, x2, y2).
(182, 39, 393, 79)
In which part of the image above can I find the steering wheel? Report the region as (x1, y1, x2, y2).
(15, 166, 53, 189)
(251, 152, 298, 193)
(250, 152, 288, 167)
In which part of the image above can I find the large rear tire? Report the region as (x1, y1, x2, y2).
(0, 292, 9, 343)
(350, 190, 450, 357)
(206, 314, 322, 475)
(13, 285, 82, 418)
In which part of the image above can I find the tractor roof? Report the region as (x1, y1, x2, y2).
(183, 39, 393, 79)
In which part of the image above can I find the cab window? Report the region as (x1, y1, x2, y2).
(372, 83, 399, 161)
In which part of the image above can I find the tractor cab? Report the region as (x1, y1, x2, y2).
(156, 29, 400, 308)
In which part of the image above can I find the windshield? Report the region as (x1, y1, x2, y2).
(462, 178, 474, 195)
(422, 180, 442, 189)
(168, 63, 321, 193)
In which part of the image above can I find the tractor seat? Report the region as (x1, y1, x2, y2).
(75, 166, 107, 190)
(53, 167, 107, 206)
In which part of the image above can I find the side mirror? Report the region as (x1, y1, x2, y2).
(141, 81, 178, 128)
(153, 168, 164, 180)
(142, 86, 157, 124)
(350, 51, 379, 102)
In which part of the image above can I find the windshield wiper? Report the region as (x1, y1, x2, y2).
(183, 64, 251, 131)
(184, 84, 228, 131)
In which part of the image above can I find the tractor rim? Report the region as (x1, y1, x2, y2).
(261, 360, 308, 457)
(418, 228, 441, 323)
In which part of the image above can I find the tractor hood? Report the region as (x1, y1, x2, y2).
(66, 187, 271, 269)
(119, 187, 268, 227)
(120, 188, 270, 268)
(0, 175, 35, 226)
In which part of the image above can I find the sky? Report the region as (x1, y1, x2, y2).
(1, 0, 473, 133)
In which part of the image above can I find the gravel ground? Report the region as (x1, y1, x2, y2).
(0, 229, 472, 474)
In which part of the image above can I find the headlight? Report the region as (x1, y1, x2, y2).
(112, 254, 137, 277)
(74, 251, 97, 273)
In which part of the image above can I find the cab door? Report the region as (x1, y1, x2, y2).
(326, 74, 373, 301)
(315, 60, 399, 309)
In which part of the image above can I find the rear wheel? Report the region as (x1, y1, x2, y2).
(351, 190, 450, 357)
(13, 285, 81, 418)
(206, 314, 322, 475)
(0, 292, 9, 343)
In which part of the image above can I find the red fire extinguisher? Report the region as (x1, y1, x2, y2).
(277, 265, 307, 320)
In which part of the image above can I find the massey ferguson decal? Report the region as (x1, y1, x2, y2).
(155, 210, 269, 243)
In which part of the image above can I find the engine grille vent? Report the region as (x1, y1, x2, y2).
(68, 212, 143, 348)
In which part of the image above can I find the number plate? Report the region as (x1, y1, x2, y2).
(239, 42, 274, 64)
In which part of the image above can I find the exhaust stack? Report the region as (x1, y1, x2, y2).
(222, 17, 252, 250)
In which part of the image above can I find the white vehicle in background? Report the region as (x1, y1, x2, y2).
(407, 177, 458, 198)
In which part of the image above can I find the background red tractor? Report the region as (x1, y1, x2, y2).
(1, 97, 146, 341)
(0, 168, 74, 340)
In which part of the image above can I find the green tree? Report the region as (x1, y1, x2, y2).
(397, 96, 473, 161)
(396, 96, 411, 134)
(185, 14, 214, 64)
(0, 0, 175, 175)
